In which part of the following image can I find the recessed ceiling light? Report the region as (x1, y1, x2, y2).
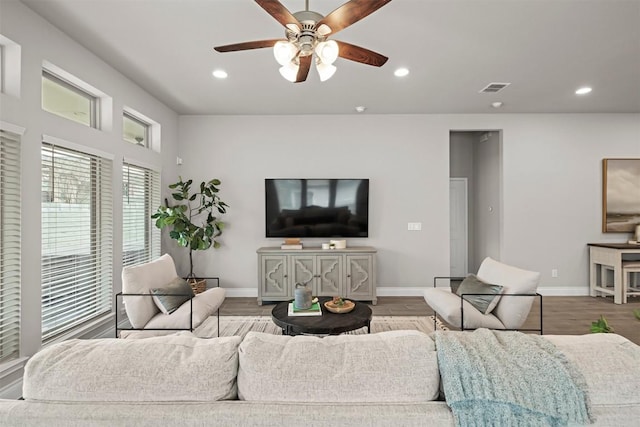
(394, 68, 409, 77)
(212, 69, 228, 79)
(355, 106, 367, 113)
(575, 86, 592, 95)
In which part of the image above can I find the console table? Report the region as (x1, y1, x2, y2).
(257, 246, 377, 305)
(588, 243, 640, 304)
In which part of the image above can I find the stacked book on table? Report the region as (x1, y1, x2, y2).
(281, 238, 302, 250)
(287, 302, 322, 316)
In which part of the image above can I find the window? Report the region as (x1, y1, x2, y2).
(0, 44, 4, 93)
(42, 70, 97, 127)
(0, 129, 21, 363)
(41, 142, 113, 341)
(123, 112, 150, 147)
(123, 163, 160, 267)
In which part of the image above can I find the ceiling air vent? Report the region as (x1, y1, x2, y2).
(479, 82, 511, 93)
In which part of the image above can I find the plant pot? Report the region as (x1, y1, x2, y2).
(188, 278, 207, 294)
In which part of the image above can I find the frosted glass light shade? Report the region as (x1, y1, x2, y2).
(316, 62, 337, 82)
(274, 41, 297, 66)
(315, 40, 339, 65)
(279, 62, 299, 82)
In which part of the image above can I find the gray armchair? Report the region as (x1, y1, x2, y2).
(116, 254, 225, 338)
(424, 257, 543, 333)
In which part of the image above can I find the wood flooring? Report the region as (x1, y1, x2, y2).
(220, 295, 640, 345)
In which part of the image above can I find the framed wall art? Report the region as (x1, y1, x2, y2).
(602, 158, 640, 233)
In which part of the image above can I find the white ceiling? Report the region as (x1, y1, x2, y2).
(20, 0, 640, 115)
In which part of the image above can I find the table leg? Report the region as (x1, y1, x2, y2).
(614, 253, 623, 304)
(589, 249, 598, 297)
(366, 320, 371, 334)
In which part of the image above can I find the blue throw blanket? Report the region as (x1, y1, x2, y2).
(435, 329, 592, 427)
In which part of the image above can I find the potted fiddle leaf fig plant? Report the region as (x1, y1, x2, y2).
(151, 177, 228, 291)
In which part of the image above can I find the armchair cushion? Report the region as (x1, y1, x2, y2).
(151, 277, 194, 315)
(144, 287, 226, 331)
(423, 288, 505, 330)
(122, 254, 178, 328)
(476, 257, 541, 329)
(456, 274, 503, 315)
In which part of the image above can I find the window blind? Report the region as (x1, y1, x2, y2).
(41, 143, 113, 342)
(123, 162, 160, 267)
(0, 129, 21, 363)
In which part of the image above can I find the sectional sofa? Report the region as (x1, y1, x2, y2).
(0, 330, 638, 426)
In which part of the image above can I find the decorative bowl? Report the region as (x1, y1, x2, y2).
(324, 299, 355, 314)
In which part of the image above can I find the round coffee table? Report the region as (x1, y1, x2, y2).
(271, 297, 372, 336)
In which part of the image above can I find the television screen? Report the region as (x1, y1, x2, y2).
(265, 179, 369, 238)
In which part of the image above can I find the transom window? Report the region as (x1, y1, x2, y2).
(41, 142, 113, 341)
(123, 112, 150, 147)
(42, 70, 97, 128)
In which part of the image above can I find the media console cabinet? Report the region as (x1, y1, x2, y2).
(257, 246, 377, 306)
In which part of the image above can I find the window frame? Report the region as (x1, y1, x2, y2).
(0, 127, 21, 364)
(122, 162, 161, 267)
(40, 140, 113, 343)
(42, 69, 98, 128)
(123, 111, 150, 148)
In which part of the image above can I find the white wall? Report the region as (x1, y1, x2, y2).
(178, 114, 640, 296)
(0, 0, 179, 393)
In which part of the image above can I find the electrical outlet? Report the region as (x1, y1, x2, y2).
(408, 222, 422, 231)
(551, 269, 558, 278)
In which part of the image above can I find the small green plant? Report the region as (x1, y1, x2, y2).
(591, 309, 640, 334)
(590, 315, 614, 333)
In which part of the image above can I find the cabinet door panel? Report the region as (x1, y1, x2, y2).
(346, 255, 373, 299)
(290, 255, 315, 286)
(260, 255, 289, 298)
(316, 255, 343, 296)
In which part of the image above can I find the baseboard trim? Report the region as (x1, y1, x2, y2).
(377, 287, 426, 296)
(224, 288, 258, 298)
(224, 286, 590, 298)
(537, 286, 590, 296)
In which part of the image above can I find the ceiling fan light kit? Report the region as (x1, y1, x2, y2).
(214, 0, 392, 83)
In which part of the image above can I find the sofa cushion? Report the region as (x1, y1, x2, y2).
(424, 288, 505, 330)
(122, 254, 178, 328)
(237, 330, 439, 403)
(476, 257, 540, 329)
(456, 274, 503, 314)
(23, 334, 241, 402)
(151, 277, 194, 314)
(543, 333, 640, 406)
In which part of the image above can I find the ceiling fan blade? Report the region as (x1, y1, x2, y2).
(255, 0, 301, 32)
(335, 40, 388, 67)
(295, 55, 312, 83)
(214, 39, 282, 53)
(316, 0, 392, 36)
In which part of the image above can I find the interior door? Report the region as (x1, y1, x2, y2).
(450, 178, 468, 277)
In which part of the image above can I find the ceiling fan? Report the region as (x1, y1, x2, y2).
(214, 0, 392, 83)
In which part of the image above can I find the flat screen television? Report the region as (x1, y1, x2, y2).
(265, 179, 369, 238)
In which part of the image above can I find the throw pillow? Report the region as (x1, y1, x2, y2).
(150, 277, 194, 315)
(456, 274, 503, 315)
(450, 279, 463, 294)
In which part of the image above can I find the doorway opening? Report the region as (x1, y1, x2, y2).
(449, 130, 502, 276)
